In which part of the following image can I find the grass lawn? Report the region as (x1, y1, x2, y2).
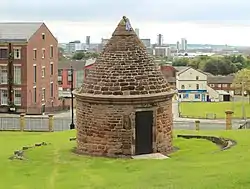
(180, 102, 250, 119)
(1, 130, 250, 189)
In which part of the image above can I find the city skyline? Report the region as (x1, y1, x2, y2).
(45, 21, 250, 46)
(2, 0, 250, 46)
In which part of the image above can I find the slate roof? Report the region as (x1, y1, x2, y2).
(58, 60, 86, 70)
(207, 75, 235, 84)
(0, 22, 43, 41)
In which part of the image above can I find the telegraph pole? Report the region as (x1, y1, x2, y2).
(8, 43, 15, 112)
(70, 66, 75, 129)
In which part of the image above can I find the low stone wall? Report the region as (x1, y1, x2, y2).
(177, 134, 236, 150)
(9, 142, 50, 160)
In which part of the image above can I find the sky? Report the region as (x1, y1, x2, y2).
(2, 0, 250, 45)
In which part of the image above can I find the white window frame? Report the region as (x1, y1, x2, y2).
(50, 45, 53, 58)
(33, 86, 37, 103)
(0, 65, 8, 84)
(50, 62, 53, 75)
(14, 65, 21, 84)
(42, 66, 45, 78)
(42, 88, 45, 101)
(33, 48, 37, 60)
(33, 64, 37, 83)
(14, 89, 22, 106)
(42, 48, 45, 59)
(13, 47, 21, 60)
(0, 47, 8, 59)
(0, 89, 8, 105)
(50, 82, 53, 97)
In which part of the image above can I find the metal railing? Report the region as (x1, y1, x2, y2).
(0, 116, 76, 132)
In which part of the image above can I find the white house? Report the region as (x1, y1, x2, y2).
(176, 67, 208, 102)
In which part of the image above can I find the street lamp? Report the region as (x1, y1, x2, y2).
(70, 65, 75, 129)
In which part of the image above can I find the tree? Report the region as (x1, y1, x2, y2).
(172, 58, 189, 66)
(233, 68, 250, 103)
(203, 59, 219, 75)
(72, 52, 99, 60)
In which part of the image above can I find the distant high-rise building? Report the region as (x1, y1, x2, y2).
(66, 40, 82, 53)
(181, 38, 187, 51)
(86, 36, 90, 45)
(157, 34, 163, 46)
(135, 28, 139, 37)
(176, 41, 180, 51)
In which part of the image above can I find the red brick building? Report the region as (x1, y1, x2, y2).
(207, 75, 236, 95)
(58, 58, 95, 92)
(0, 22, 59, 114)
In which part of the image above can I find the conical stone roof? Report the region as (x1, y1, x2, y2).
(76, 17, 171, 96)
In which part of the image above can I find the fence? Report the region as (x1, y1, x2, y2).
(0, 115, 75, 132)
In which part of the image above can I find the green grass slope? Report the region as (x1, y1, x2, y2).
(0, 130, 250, 189)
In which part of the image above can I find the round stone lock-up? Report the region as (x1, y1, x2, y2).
(73, 16, 176, 158)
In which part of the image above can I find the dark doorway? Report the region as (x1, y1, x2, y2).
(135, 111, 153, 155)
(223, 95, 230, 102)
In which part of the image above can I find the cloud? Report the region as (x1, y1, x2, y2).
(1, 0, 250, 22)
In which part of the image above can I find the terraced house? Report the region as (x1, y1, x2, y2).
(0, 22, 59, 114)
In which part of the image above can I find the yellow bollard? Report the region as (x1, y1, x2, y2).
(19, 113, 25, 131)
(195, 120, 200, 131)
(48, 114, 54, 132)
(225, 110, 234, 130)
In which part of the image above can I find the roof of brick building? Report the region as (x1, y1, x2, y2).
(207, 75, 235, 84)
(76, 17, 170, 96)
(0, 22, 43, 41)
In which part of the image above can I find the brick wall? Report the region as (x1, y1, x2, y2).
(76, 99, 173, 157)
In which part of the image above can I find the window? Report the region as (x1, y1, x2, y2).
(196, 84, 199, 90)
(58, 69, 62, 76)
(42, 49, 45, 59)
(42, 67, 45, 78)
(34, 87, 37, 103)
(196, 76, 199, 80)
(50, 82, 53, 97)
(68, 70, 72, 83)
(50, 46, 54, 58)
(0, 48, 8, 59)
(42, 88, 45, 101)
(42, 33, 45, 40)
(218, 84, 221, 87)
(0, 89, 8, 105)
(195, 94, 200, 99)
(33, 65, 37, 83)
(222, 84, 227, 88)
(68, 69, 72, 76)
(33, 49, 37, 59)
(50, 63, 53, 75)
(210, 84, 215, 87)
(183, 93, 189, 99)
(13, 48, 21, 59)
(14, 66, 21, 84)
(14, 89, 21, 105)
(181, 85, 185, 89)
(0, 66, 7, 84)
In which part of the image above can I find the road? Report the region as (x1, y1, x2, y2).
(0, 102, 246, 130)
